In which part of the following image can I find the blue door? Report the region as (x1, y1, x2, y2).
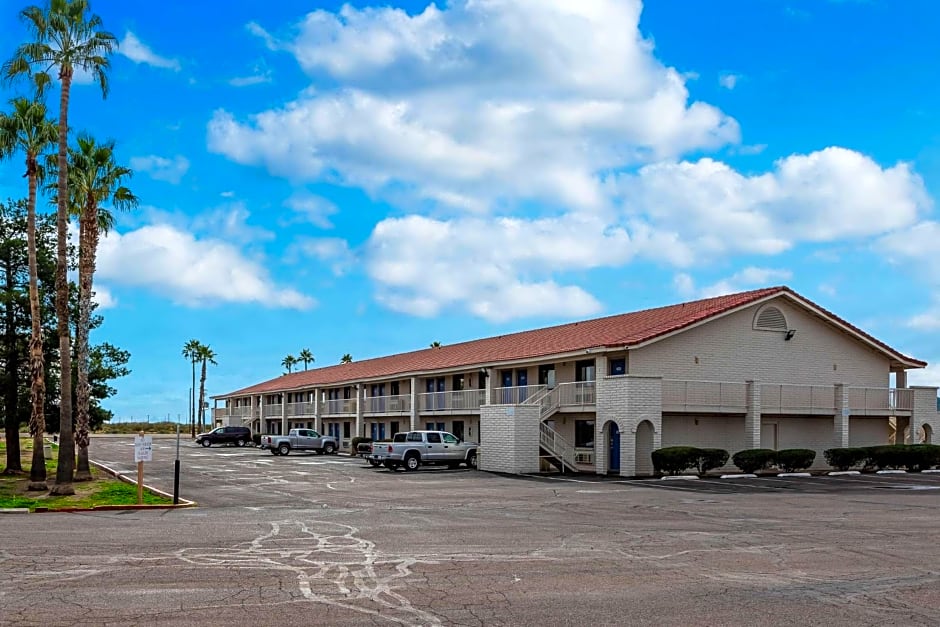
(516, 370, 528, 401)
(609, 423, 620, 472)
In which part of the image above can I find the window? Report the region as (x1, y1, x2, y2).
(443, 434, 459, 444)
(343, 387, 352, 400)
(310, 431, 320, 438)
(343, 422, 351, 438)
(538, 364, 556, 386)
(407, 432, 423, 442)
(390, 381, 400, 396)
(575, 420, 595, 448)
(426, 432, 442, 443)
(390, 421, 400, 436)
(610, 358, 626, 376)
(575, 359, 596, 382)
(453, 374, 465, 391)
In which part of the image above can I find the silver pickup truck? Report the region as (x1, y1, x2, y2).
(260, 429, 338, 456)
(381, 430, 478, 471)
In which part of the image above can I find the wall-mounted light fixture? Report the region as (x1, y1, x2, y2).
(785, 329, 797, 341)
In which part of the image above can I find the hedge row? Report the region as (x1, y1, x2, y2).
(651, 447, 729, 475)
(731, 448, 817, 473)
(824, 444, 940, 472)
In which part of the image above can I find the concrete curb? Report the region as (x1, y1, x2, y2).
(0, 508, 30, 514)
(661, 475, 700, 480)
(876, 469, 907, 475)
(85, 459, 197, 509)
(828, 470, 861, 476)
(777, 472, 813, 478)
(923, 469, 940, 474)
(720, 473, 757, 479)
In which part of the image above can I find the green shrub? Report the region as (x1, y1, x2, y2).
(732, 449, 776, 473)
(351, 437, 373, 454)
(696, 448, 730, 473)
(866, 445, 908, 470)
(252, 433, 262, 446)
(775, 448, 816, 472)
(651, 446, 700, 476)
(906, 444, 940, 471)
(823, 447, 866, 471)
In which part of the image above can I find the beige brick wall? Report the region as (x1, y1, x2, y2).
(629, 298, 891, 387)
(911, 387, 940, 444)
(479, 405, 540, 474)
(596, 373, 662, 476)
(849, 417, 891, 447)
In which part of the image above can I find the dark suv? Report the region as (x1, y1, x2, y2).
(195, 426, 252, 447)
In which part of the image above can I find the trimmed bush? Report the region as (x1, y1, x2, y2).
(696, 448, 730, 473)
(866, 445, 908, 470)
(906, 444, 940, 471)
(651, 446, 700, 476)
(732, 449, 776, 473)
(775, 448, 816, 472)
(351, 437, 373, 454)
(823, 447, 867, 471)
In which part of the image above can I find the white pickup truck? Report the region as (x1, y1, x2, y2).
(381, 430, 478, 471)
(260, 429, 338, 456)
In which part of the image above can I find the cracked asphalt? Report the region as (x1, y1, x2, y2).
(2, 434, 940, 626)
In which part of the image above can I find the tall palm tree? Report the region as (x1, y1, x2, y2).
(0, 97, 57, 490)
(182, 339, 201, 437)
(282, 354, 298, 374)
(4, 0, 117, 496)
(340, 354, 353, 364)
(298, 348, 314, 371)
(196, 344, 217, 433)
(64, 133, 137, 480)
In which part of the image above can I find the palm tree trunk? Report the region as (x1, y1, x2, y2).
(198, 358, 207, 433)
(26, 160, 47, 490)
(190, 360, 196, 438)
(74, 204, 97, 481)
(51, 71, 75, 496)
(2, 249, 22, 475)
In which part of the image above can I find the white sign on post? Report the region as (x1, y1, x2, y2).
(134, 434, 153, 463)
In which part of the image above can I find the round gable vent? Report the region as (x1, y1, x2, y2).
(754, 305, 788, 332)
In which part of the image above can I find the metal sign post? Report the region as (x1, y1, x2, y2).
(173, 423, 181, 504)
(133, 431, 153, 504)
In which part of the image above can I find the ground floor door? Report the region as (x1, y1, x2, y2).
(452, 420, 465, 440)
(608, 423, 620, 472)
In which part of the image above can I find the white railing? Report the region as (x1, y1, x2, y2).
(286, 401, 318, 417)
(491, 385, 547, 405)
(261, 403, 282, 418)
(419, 389, 487, 412)
(663, 380, 747, 411)
(555, 381, 596, 407)
(364, 394, 412, 415)
(849, 387, 913, 413)
(761, 384, 836, 413)
(222, 406, 252, 418)
(539, 422, 578, 472)
(322, 398, 357, 416)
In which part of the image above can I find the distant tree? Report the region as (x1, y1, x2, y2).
(282, 354, 298, 374)
(196, 344, 216, 432)
(298, 348, 314, 371)
(430, 341, 442, 348)
(340, 354, 352, 364)
(181, 339, 200, 437)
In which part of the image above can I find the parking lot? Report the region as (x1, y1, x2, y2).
(3, 434, 940, 626)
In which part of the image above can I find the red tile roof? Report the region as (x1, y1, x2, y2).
(218, 286, 924, 398)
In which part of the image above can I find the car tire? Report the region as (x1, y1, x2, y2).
(201, 439, 211, 448)
(466, 451, 477, 469)
(323, 443, 336, 455)
(403, 454, 420, 472)
(277, 443, 290, 456)
(236, 439, 246, 447)
(368, 459, 381, 467)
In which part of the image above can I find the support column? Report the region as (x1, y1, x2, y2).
(484, 368, 493, 405)
(251, 395, 259, 434)
(281, 393, 288, 436)
(833, 383, 849, 448)
(213, 398, 218, 426)
(356, 384, 364, 441)
(312, 388, 320, 432)
(744, 380, 761, 449)
(896, 369, 908, 389)
(410, 377, 418, 431)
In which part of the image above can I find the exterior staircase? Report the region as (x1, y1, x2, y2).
(525, 388, 578, 473)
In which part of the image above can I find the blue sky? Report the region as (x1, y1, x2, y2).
(2, 0, 940, 421)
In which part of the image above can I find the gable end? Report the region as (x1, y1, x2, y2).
(753, 305, 788, 332)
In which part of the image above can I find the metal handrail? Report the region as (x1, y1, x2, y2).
(539, 422, 578, 472)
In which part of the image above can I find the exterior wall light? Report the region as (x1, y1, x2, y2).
(785, 329, 797, 341)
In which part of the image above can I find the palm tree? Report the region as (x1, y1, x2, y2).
(430, 341, 442, 348)
(196, 344, 217, 433)
(282, 354, 298, 374)
(4, 0, 117, 496)
(340, 354, 353, 364)
(182, 339, 201, 437)
(298, 348, 314, 370)
(0, 97, 56, 490)
(64, 133, 137, 480)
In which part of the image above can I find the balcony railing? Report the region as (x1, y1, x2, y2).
(286, 401, 318, 417)
(555, 381, 596, 407)
(849, 387, 913, 414)
(761, 384, 836, 413)
(662, 380, 747, 412)
(322, 398, 357, 416)
(491, 385, 547, 405)
(419, 389, 486, 412)
(364, 394, 412, 415)
(261, 403, 282, 418)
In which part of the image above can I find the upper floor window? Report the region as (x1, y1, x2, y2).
(610, 358, 626, 376)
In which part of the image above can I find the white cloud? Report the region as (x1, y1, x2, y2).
(209, 0, 740, 212)
(118, 32, 181, 71)
(719, 72, 742, 90)
(93, 286, 117, 309)
(880, 222, 940, 330)
(229, 60, 273, 87)
(675, 267, 793, 299)
(907, 363, 940, 387)
(95, 223, 313, 309)
(191, 202, 274, 244)
(292, 237, 355, 276)
(285, 193, 337, 228)
(130, 155, 190, 184)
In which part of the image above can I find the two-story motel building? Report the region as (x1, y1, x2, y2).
(212, 287, 940, 476)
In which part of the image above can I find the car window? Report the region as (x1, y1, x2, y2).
(394, 433, 407, 442)
(300, 430, 311, 437)
(310, 431, 320, 438)
(442, 434, 458, 444)
(426, 433, 441, 443)
(406, 432, 422, 442)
